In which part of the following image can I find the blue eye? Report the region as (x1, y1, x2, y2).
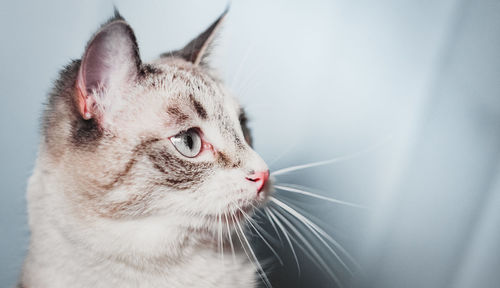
(170, 128, 202, 158)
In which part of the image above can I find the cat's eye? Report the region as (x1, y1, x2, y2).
(170, 128, 202, 158)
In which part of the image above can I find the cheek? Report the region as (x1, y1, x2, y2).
(172, 169, 254, 214)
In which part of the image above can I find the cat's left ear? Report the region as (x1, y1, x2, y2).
(162, 8, 228, 66)
(76, 13, 141, 120)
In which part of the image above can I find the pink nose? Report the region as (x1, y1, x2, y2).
(246, 170, 270, 194)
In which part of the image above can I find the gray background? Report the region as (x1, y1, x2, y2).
(1, 0, 500, 287)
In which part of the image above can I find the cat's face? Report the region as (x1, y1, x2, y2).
(44, 12, 270, 240)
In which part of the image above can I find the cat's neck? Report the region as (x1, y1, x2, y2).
(22, 161, 255, 288)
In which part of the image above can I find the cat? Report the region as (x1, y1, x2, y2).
(20, 9, 272, 288)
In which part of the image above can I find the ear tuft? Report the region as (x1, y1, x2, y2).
(161, 8, 228, 66)
(76, 14, 141, 120)
(112, 6, 125, 22)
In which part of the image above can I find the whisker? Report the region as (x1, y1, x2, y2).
(235, 59, 267, 102)
(270, 197, 362, 273)
(224, 212, 237, 264)
(267, 141, 298, 169)
(234, 215, 273, 288)
(265, 207, 300, 275)
(219, 213, 224, 262)
(263, 207, 284, 246)
(231, 213, 254, 265)
(230, 42, 256, 90)
(237, 207, 284, 265)
(232, 201, 260, 227)
(271, 136, 392, 176)
(274, 184, 367, 209)
(272, 198, 351, 275)
(270, 207, 342, 287)
(250, 206, 283, 248)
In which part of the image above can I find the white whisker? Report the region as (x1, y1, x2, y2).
(218, 213, 224, 262)
(232, 213, 253, 264)
(237, 207, 284, 265)
(235, 59, 267, 102)
(230, 42, 255, 90)
(251, 208, 284, 248)
(274, 184, 367, 209)
(232, 201, 259, 228)
(271, 207, 342, 287)
(270, 197, 362, 273)
(271, 136, 392, 176)
(267, 141, 298, 169)
(263, 207, 284, 246)
(234, 215, 273, 288)
(265, 207, 301, 274)
(224, 212, 237, 264)
(273, 198, 351, 274)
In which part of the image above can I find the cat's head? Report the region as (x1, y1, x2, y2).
(42, 10, 270, 248)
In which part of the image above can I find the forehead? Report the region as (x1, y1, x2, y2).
(136, 59, 245, 146)
(149, 59, 235, 108)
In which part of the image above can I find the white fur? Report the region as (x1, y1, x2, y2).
(23, 120, 263, 288)
(22, 60, 269, 287)
(22, 15, 271, 286)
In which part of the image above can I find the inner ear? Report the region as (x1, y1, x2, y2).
(161, 8, 228, 66)
(76, 16, 141, 120)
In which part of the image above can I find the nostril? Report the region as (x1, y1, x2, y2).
(246, 170, 270, 193)
(245, 176, 261, 182)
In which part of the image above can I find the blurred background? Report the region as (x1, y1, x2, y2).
(1, 0, 499, 287)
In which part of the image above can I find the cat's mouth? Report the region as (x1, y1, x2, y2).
(203, 183, 273, 228)
(205, 201, 256, 226)
(228, 204, 254, 223)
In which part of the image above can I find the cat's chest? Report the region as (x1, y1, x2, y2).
(93, 250, 255, 288)
(158, 249, 256, 288)
(24, 246, 256, 288)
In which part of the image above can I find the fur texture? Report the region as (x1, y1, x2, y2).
(21, 11, 270, 288)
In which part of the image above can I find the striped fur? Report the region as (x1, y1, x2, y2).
(21, 11, 269, 288)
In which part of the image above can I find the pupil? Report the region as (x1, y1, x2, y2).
(185, 134, 193, 150)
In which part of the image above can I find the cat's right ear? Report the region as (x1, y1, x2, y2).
(161, 8, 228, 66)
(76, 16, 141, 120)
